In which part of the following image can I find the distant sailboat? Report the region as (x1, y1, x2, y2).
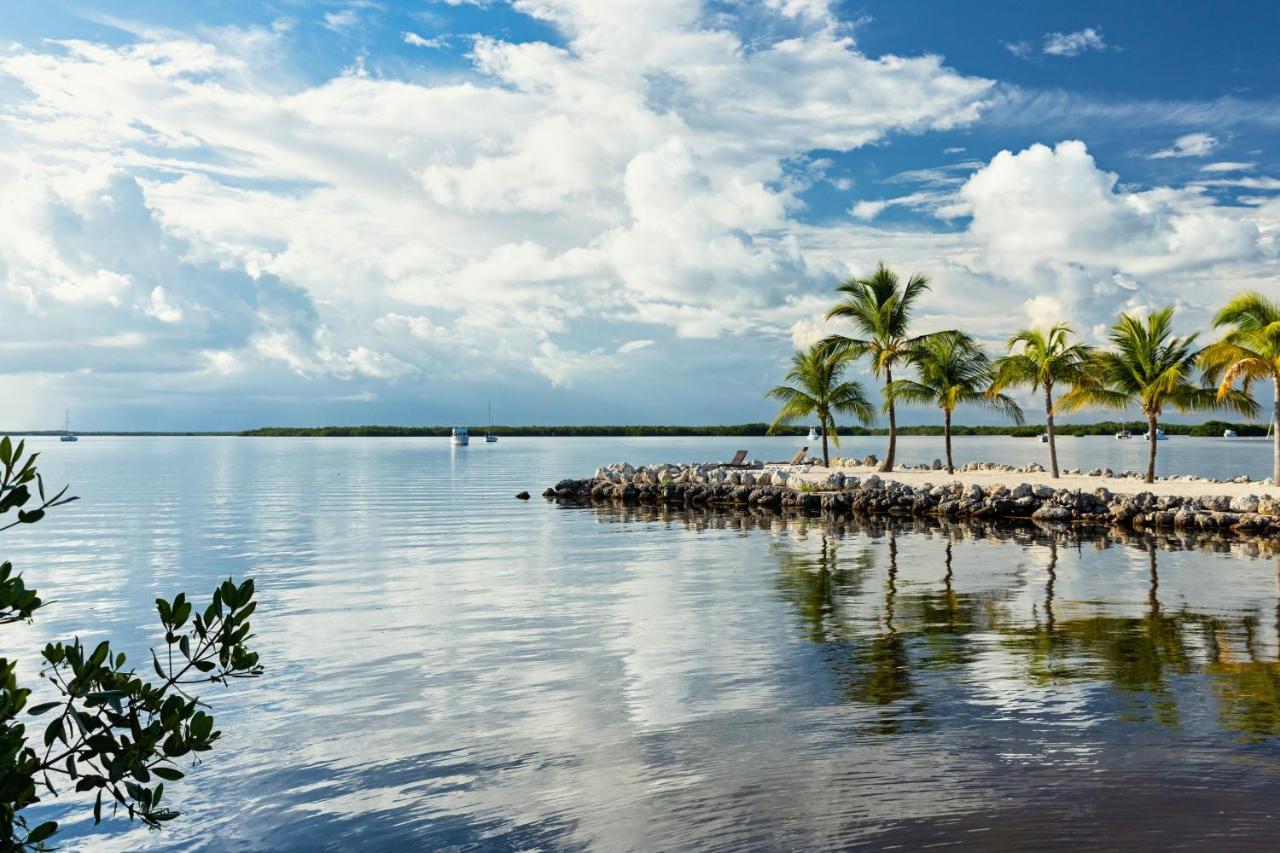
(485, 403, 498, 443)
(60, 410, 78, 442)
(807, 426, 820, 441)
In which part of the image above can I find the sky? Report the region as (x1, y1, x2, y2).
(2, 0, 1279, 430)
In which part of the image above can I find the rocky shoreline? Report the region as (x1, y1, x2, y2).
(542, 461, 1280, 537)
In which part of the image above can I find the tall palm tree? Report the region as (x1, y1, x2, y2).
(886, 331, 1024, 474)
(767, 346, 876, 467)
(1200, 292, 1280, 482)
(1058, 306, 1257, 483)
(821, 263, 934, 472)
(989, 323, 1093, 478)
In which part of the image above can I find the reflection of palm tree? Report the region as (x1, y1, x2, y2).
(772, 535, 874, 643)
(1044, 537, 1057, 635)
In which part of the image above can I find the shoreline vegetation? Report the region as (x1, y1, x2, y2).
(2, 420, 1271, 438)
(236, 421, 1271, 438)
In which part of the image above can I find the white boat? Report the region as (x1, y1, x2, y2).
(807, 426, 820, 441)
(1115, 430, 1132, 439)
(60, 410, 78, 443)
(1143, 427, 1168, 441)
(1223, 429, 1238, 438)
(485, 403, 497, 443)
(1038, 433, 1049, 443)
(451, 426, 469, 446)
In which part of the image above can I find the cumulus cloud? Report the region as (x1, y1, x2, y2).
(0, 5, 995, 421)
(0, 4, 1274, 426)
(950, 140, 1268, 336)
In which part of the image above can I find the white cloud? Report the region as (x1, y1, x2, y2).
(323, 10, 360, 32)
(1150, 131, 1218, 159)
(1041, 28, 1106, 57)
(851, 199, 888, 220)
(0, 7, 997, 421)
(403, 32, 449, 49)
(1, 5, 1274, 426)
(1201, 161, 1255, 173)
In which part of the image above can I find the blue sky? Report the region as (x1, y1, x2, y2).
(1, 0, 1279, 429)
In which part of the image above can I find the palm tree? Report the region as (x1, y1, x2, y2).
(989, 324, 1093, 478)
(886, 331, 1024, 474)
(821, 263, 933, 472)
(1200, 292, 1280, 482)
(767, 346, 876, 467)
(1058, 306, 1257, 483)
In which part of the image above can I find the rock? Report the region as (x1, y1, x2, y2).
(516, 491, 530, 500)
(1230, 495, 1260, 514)
(1032, 505, 1073, 522)
(932, 458, 943, 470)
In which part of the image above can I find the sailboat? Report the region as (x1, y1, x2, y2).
(60, 410, 78, 442)
(485, 403, 498, 443)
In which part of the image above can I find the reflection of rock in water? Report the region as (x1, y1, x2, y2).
(575, 498, 1280, 561)
(579, 501, 1280, 743)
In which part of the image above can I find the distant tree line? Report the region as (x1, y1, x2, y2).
(237, 420, 1269, 439)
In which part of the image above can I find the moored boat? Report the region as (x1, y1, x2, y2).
(1115, 429, 1132, 439)
(485, 403, 498, 443)
(451, 426, 470, 446)
(1223, 429, 1237, 438)
(60, 410, 78, 442)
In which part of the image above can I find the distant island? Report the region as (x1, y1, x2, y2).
(4, 420, 1268, 438)
(238, 420, 1269, 438)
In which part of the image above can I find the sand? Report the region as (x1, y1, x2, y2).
(783, 463, 1280, 500)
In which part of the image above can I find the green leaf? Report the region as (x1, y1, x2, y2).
(27, 821, 57, 844)
(87, 640, 110, 670)
(152, 766, 184, 781)
(27, 702, 61, 715)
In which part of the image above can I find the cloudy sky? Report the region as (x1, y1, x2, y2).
(2, 0, 1279, 429)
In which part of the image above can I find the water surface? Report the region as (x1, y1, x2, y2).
(4, 435, 1280, 850)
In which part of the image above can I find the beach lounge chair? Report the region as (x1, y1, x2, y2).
(716, 450, 750, 468)
(768, 447, 808, 465)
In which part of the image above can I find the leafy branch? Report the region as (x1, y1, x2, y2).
(0, 436, 262, 849)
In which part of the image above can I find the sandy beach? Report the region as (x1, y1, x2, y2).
(786, 463, 1280, 500)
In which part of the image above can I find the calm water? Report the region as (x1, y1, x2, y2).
(5, 435, 1280, 850)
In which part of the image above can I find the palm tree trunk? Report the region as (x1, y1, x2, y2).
(1146, 413, 1158, 484)
(1044, 383, 1059, 479)
(944, 408, 954, 474)
(880, 364, 896, 472)
(821, 418, 830, 467)
(1273, 380, 1279, 484)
